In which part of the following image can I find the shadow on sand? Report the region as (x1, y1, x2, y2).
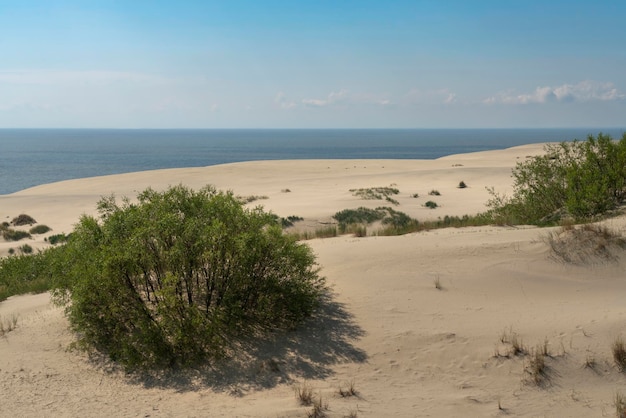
(118, 291, 367, 395)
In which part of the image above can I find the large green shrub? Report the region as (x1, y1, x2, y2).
(488, 133, 626, 224)
(52, 185, 324, 369)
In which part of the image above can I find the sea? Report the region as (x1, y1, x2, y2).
(1, 128, 624, 195)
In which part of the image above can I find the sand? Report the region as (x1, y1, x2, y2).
(2, 142, 626, 417)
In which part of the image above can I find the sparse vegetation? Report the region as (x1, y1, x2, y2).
(545, 224, 626, 264)
(411, 193, 419, 198)
(458, 181, 467, 189)
(350, 186, 400, 205)
(428, 189, 441, 196)
(424, 200, 438, 209)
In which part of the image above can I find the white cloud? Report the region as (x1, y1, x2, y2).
(484, 81, 625, 104)
(302, 89, 348, 107)
(274, 91, 297, 109)
(406, 88, 458, 105)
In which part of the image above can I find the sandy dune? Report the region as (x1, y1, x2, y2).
(2, 143, 626, 417)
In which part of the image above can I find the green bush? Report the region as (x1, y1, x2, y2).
(19, 244, 33, 254)
(51, 185, 325, 369)
(333, 207, 387, 226)
(29, 224, 51, 234)
(424, 201, 438, 209)
(47, 233, 70, 245)
(0, 249, 60, 302)
(488, 133, 626, 224)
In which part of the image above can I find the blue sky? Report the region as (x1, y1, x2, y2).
(1, 0, 625, 128)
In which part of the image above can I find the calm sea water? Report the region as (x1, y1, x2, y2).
(1, 128, 623, 195)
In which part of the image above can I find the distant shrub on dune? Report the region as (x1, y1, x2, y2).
(11, 214, 36, 226)
(29, 224, 51, 234)
(488, 133, 626, 225)
(2, 229, 31, 241)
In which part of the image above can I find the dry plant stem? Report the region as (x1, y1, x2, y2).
(613, 337, 626, 371)
(616, 391, 626, 418)
(295, 381, 314, 406)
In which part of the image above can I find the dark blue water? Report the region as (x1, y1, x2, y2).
(1, 128, 623, 195)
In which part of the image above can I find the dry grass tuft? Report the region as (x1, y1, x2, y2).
(500, 328, 527, 357)
(0, 314, 19, 337)
(616, 391, 626, 418)
(338, 380, 358, 398)
(295, 381, 314, 406)
(524, 345, 550, 387)
(307, 394, 328, 418)
(545, 223, 626, 264)
(613, 337, 626, 371)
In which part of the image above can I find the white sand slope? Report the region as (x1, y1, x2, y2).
(2, 143, 626, 417)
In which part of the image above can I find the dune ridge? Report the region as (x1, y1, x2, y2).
(2, 142, 626, 417)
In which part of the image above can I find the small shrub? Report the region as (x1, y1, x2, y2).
(428, 189, 441, 196)
(11, 214, 36, 226)
(424, 201, 438, 209)
(458, 181, 467, 189)
(52, 185, 325, 369)
(19, 244, 33, 254)
(29, 224, 51, 234)
(281, 188, 291, 193)
(333, 207, 387, 226)
(7, 248, 15, 255)
(2, 229, 31, 241)
(411, 193, 419, 198)
(47, 233, 70, 245)
(613, 337, 626, 371)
